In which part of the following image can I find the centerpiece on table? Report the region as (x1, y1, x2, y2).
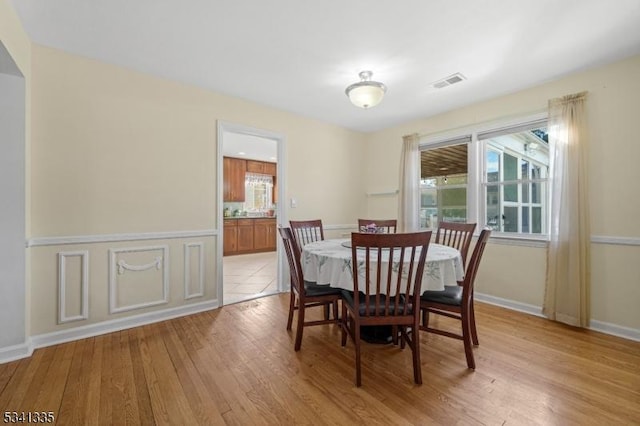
(360, 223, 385, 234)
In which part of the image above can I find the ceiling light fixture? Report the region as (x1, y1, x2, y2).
(345, 71, 386, 109)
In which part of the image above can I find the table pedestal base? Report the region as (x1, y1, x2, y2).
(361, 325, 395, 344)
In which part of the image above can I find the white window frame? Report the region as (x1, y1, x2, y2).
(419, 112, 549, 243)
(483, 142, 548, 234)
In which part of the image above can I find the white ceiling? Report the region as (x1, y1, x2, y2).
(8, 0, 640, 133)
(222, 132, 277, 163)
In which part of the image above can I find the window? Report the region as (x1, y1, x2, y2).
(420, 140, 469, 229)
(244, 173, 274, 212)
(420, 116, 549, 238)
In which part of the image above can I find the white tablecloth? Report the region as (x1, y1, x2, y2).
(301, 239, 464, 293)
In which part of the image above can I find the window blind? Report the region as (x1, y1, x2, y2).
(477, 118, 548, 140)
(420, 134, 472, 150)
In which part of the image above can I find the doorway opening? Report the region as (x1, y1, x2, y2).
(217, 122, 285, 306)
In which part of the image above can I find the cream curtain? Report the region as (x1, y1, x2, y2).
(543, 91, 590, 327)
(398, 133, 421, 232)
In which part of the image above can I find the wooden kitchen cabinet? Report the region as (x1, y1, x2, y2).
(237, 219, 254, 252)
(223, 220, 238, 255)
(223, 218, 277, 255)
(246, 160, 277, 176)
(223, 219, 254, 255)
(223, 157, 246, 201)
(264, 161, 277, 176)
(254, 218, 277, 251)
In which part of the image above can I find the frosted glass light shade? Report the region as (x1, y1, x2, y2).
(345, 71, 386, 109)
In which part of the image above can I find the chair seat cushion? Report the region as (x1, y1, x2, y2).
(342, 290, 414, 315)
(304, 280, 342, 297)
(421, 285, 462, 306)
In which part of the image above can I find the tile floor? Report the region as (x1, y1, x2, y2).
(223, 251, 279, 305)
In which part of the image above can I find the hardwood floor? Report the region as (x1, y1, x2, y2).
(1, 294, 639, 425)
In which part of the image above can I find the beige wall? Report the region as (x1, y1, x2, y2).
(365, 54, 640, 331)
(31, 46, 366, 236)
(4, 0, 638, 346)
(29, 45, 366, 335)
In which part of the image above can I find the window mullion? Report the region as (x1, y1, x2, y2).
(468, 135, 480, 233)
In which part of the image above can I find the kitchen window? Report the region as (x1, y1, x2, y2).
(420, 115, 549, 238)
(244, 173, 274, 212)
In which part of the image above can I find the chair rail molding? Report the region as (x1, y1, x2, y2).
(27, 229, 217, 247)
(591, 235, 640, 246)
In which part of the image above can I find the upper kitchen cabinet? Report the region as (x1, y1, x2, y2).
(223, 157, 246, 202)
(247, 160, 277, 176)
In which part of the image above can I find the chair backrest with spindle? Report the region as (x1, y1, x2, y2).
(460, 228, 491, 298)
(289, 219, 325, 252)
(350, 231, 432, 321)
(278, 227, 304, 298)
(435, 222, 476, 267)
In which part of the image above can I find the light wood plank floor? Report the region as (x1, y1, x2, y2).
(1, 294, 639, 425)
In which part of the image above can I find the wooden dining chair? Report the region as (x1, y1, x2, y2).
(435, 221, 477, 267)
(289, 219, 325, 251)
(357, 219, 397, 234)
(279, 227, 342, 351)
(419, 228, 491, 369)
(341, 231, 432, 387)
(289, 219, 332, 320)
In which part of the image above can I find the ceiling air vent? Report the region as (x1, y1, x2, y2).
(431, 73, 466, 89)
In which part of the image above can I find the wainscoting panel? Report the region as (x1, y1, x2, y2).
(58, 250, 89, 323)
(109, 245, 169, 314)
(22, 234, 219, 362)
(184, 242, 204, 299)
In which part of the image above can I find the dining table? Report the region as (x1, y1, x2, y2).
(301, 238, 465, 344)
(301, 238, 465, 294)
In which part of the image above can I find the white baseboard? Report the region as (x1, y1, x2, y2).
(589, 320, 640, 342)
(29, 299, 219, 353)
(1, 299, 219, 364)
(475, 292, 544, 317)
(0, 341, 34, 364)
(475, 292, 640, 342)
